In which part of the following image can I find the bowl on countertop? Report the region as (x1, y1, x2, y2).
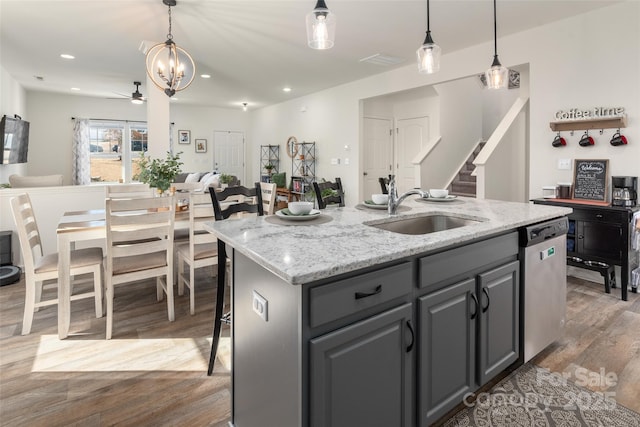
(429, 189, 449, 198)
(371, 194, 389, 205)
(288, 201, 314, 215)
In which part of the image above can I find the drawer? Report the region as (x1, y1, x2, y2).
(309, 262, 412, 328)
(419, 232, 518, 290)
(569, 208, 626, 223)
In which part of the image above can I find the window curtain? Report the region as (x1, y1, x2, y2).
(72, 118, 91, 185)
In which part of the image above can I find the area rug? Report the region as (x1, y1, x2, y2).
(443, 364, 640, 426)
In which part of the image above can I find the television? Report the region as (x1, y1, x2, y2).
(1, 115, 30, 164)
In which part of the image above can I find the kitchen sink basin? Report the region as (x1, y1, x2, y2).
(366, 214, 482, 235)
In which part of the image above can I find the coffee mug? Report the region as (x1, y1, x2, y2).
(578, 132, 595, 147)
(610, 132, 628, 146)
(552, 135, 567, 147)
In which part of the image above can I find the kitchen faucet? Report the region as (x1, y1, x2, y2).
(388, 175, 428, 216)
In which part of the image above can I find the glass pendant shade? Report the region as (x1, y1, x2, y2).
(417, 31, 441, 74)
(306, 0, 336, 50)
(485, 56, 508, 89)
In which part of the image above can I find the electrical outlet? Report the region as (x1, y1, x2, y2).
(331, 158, 338, 165)
(252, 290, 268, 322)
(558, 158, 571, 170)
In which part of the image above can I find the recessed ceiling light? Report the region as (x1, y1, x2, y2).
(71, 87, 80, 91)
(60, 54, 75, 59)
(201, 74, 211, 79)
(283, 87, 292, 92)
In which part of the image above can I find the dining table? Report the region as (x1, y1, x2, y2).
(56, 208, 191, 339)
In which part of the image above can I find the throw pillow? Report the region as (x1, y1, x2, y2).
(271, 172, 286, 188)
(185, 172, 201, 183)
(202, 173, 220, 189)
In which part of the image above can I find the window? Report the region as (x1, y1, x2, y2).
(89, 120, 147, 183)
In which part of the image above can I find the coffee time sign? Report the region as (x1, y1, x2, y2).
(555, 107, 625, 120)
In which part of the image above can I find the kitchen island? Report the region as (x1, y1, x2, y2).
(205, 197, 571, 427)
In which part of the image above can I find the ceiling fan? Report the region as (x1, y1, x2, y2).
(109, 81, 146, 104)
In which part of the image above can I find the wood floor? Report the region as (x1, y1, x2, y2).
(1, 273, 638, 426)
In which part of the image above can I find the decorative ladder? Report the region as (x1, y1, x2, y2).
(448, 141, 486, 197)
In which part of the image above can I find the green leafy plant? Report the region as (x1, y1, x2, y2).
(134, 151, 183, 192)
(220, 173, 233, 185)
(264, 164, 275, 171)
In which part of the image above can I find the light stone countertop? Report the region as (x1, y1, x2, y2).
(204, 197, 572, 285)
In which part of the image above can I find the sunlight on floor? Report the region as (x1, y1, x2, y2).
(32, 335, 231, 372)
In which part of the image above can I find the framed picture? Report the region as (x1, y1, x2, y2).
(195, 139, 207, 153)
(178, 130, 190, 144)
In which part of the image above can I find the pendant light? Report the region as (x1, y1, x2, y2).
(145, 0, 195, 97)
(131, 81, 144, 104)
(485, 0, 508, 89)
(416, 0, 441, 74)
(306, 0, 336, 50)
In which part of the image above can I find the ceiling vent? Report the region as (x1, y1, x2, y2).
(359, 54, 405, 66)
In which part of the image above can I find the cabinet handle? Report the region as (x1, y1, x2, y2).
(406, 320, 415, 353)
(482, 288, 491, 313)
(595, 214, 603, 219)
(355, 284, 382, 300)
(470, 293, 479, 320)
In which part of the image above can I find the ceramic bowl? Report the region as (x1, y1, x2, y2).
(371, 194, 389, 205)
(429, 189, 449, 198)
(288, 201, 313, 215)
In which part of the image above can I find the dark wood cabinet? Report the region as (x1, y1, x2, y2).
(532, 199, 639, 300)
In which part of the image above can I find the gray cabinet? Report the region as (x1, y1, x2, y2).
(478, 261, 520, 385)
(418, 278, 476, 426)
(310, 303, 413, 427)
(418, 233, 520, 426)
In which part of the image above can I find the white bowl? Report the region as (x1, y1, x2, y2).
(371, 194, 389, 205)
(288, 201, 313, 215)
(429, 189, 449, 198)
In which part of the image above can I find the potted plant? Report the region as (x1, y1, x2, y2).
(134, 151, 183, 195)
(264, 164, 275, 175)
(219, 173, 233, 190)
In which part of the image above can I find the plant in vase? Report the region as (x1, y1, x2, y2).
(264, 164, 275, 176)
(134, 151, 183, 195)
(219, 173, 233, 189)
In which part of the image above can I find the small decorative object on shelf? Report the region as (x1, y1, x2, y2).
(610, 131, 628, 146)
(578, 131, 595, 147)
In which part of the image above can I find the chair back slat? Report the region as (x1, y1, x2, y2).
(106, 183, 152, 199)
(10, 194, 44, 272)
(260, 182, 277, 215)
(313, 178, 345, 209)
(209, 183, 264, 221)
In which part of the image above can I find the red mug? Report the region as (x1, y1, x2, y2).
(578, 132, 595, 147)
(610, 132, 628, 146)
(552, 135, 567, 147)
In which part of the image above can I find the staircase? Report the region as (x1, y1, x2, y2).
(448, 141, 486, 198)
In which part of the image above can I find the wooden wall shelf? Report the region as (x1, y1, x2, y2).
(549, 116, 627, 132)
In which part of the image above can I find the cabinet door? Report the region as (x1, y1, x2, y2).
(578, 221, 623, 262)
(310, 303, 413, 427)
(477, 261, 520, 386)
(418, 278, 476, 427)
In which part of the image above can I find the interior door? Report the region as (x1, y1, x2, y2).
(395, 116, 429, 193)
(362, 117, 393, 199)
(214, 131, 245, 183)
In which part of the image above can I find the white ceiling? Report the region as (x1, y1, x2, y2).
(1, 0, 621, 110)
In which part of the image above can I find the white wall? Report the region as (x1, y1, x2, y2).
(250, 1, 640, 206)
(0, 66, 28, 182)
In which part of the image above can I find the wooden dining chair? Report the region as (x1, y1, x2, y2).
(313, 178, 345, 209)
(105, 183, 152, 199)
(104, 196, 175, 339)
(10, 193, 104, 335)
(207, 184, 264, 375)
(176, 192, 217, 315)
(260, 181, 278, 215)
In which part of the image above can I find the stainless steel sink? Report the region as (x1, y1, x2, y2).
(366, 214, 482, 235)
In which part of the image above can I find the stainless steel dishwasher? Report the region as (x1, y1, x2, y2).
(519, 216, 569, 363)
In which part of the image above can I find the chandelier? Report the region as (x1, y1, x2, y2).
(145, 0, 195, 97)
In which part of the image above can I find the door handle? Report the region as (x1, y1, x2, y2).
(355, 284, 382, 299)
(470, 293, 479, 319)
(406, 320, 415, 353)
(482, 287, 490, 313)
(363, 171, 368, 176)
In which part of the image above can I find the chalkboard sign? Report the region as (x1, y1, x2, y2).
(572, 159, 609, 201)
